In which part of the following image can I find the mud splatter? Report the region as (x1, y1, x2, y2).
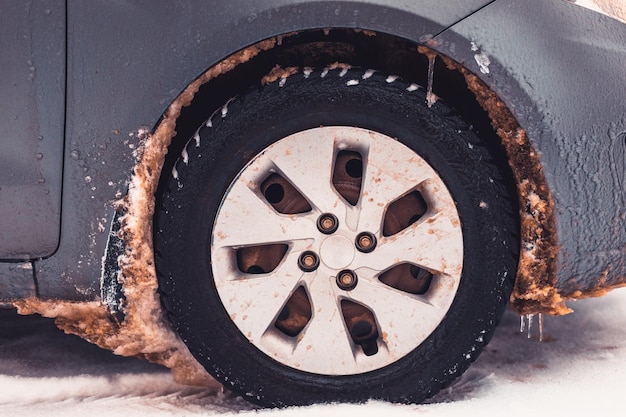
(417, 46, 568, 316)
(13, 38, 281, 387)
(261, 65, 299, 86)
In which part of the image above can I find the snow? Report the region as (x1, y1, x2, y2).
(473, 52, 490, 74)
(2, 287, 626, 416)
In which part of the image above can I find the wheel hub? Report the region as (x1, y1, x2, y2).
(320, 235, 355, 269)
(211, 126, 463, 375)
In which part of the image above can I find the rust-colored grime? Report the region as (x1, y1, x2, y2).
(566, 268, 626, 301)
(13, 38, 280, 386)
(428, 46, 626, 314)
(261, 65, 299, 85)
(454, 78, 574, 315)
(419, 46, 571, 316)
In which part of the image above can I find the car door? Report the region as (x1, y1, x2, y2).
(0, 0, 65, 260)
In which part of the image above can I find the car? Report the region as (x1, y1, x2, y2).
(1, 0, 624, 408)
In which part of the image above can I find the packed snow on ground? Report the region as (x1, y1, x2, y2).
(1, 287, 625, 416)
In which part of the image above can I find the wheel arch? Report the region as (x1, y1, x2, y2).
(138, 29, 566, 316)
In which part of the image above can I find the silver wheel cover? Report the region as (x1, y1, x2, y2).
(211, 126, 463, 375)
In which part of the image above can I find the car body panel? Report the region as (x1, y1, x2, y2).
(0, 0, 624, 311)
(30, 0, 494, 300)
(433, 0, 626, 300)
(0, 262, 36, 299)
(0, 0, 65, 260)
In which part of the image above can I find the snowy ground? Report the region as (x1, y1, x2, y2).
(1, 287, 626, 416)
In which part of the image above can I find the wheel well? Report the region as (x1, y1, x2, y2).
(150, 28, 565, 315)
(157, 29, 516, 207)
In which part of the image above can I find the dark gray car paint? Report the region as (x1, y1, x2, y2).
(434, 0, 626, 295)
(0, 0, 65, 260)
(0, 0, 624, 302)
(0, 262, 36, 299)
(27, 0, 493, 300)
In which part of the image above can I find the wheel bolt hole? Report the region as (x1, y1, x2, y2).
(278, 306, 290, 321)
(361, 339, 379, 356)
(264, 183, 285, 204)
(345, 158, 363, 179)
(274, 286, 311, 337)
(355, 232, 377, 253)
(317, 213, 339, 234)
(336, 270, 357, 291)
(246, 265, 265, 274)
(333, 151, 363, 206)
(409, 214, 422, 224)
(351, 321, 373, 339)
(298, 251, 320, 272)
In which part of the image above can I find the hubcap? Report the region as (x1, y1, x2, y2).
(212, 126, 463, 375)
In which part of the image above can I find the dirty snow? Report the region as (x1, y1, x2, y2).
(470, 40, 490, 74)
(1, 287, 625, 416)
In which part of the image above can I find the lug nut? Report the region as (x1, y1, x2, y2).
(336, 270, 358, 291)
(298, 251, 320, 272)
(355, 232, 377, 253)
(317, 213, 339, 234)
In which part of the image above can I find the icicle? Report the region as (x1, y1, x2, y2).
(519, 313, 545, 341)
(426, 54, 437, 108)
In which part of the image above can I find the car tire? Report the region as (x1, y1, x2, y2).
(154, 67, 518, 407)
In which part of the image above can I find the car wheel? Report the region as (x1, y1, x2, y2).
(154, 67, 518, 406)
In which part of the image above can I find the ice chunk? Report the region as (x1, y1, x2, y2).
(426, 55, 437, 107)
